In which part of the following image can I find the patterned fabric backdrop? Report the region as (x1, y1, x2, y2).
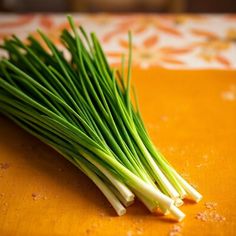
(0, 14, 236, 69)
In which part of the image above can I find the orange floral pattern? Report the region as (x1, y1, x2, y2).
(0, 14, 236, 69)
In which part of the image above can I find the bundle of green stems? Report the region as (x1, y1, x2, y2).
(0, 16, 202, 221)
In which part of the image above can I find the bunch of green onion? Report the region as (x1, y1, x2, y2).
(0, 16, 202, 221)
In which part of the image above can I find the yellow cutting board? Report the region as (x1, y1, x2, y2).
(0, 68, 235, 236)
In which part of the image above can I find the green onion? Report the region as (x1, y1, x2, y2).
(0, 15, 202, 221)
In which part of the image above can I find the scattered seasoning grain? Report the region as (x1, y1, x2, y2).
(135, 227, 143, 235)
(32, 193, 39, 200)
(196, 211, 208, 222)
(137, 219, 143, 223)
(1, 201, 9, 213)
(204, 202, 217, 210)
(32, 192, 47, 201)
(196, 163, 207, 168)
(99, 212, 105, 217)
(196, 202, 225, 222)
(195, 210, 225, 222)
(168, 224, 182, 236)
(0, 162, 10, 170)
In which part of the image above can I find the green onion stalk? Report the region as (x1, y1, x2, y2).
(0, 16, 202, 221)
